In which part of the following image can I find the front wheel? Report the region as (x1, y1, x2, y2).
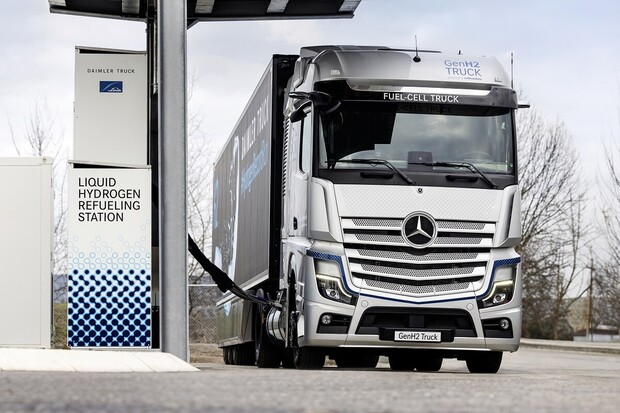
(293, 347, 325, 370)
(466, 351, 503, 374)
(254, 310, 282, 368)
(281, 349, 296, 369)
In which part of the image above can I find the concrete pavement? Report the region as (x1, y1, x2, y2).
(1, 338, 618, 373)
(0, 347, 199, 372)
(1, 348, 620, 413)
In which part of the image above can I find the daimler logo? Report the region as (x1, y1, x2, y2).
(402, 212, 437, 249)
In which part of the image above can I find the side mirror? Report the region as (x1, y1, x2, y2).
(289, 91, 311, 100)
(289, 91, 341, 118)
(290, 106, 308, 123)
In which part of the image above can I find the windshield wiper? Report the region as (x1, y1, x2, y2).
(410, 161, 498, 189)
(332, 158, 415, 185)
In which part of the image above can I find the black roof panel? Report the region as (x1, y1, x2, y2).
(49, 0, 361, 23)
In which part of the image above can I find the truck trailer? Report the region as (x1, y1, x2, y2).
(213, 46, 522, 373)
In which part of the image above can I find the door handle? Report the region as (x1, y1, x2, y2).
(293, 217, 298, 230)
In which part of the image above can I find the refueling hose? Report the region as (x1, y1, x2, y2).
(187, 234, 279, 308)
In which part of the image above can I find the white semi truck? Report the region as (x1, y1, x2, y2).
(213, 46, 522, 373)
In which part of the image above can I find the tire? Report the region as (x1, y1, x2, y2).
(416, 356, 443, 372)
(255, 309, 282, 368)
(335, 351, 379, 369)
(230, 345, 238, 365)
(293, 347, 325, 370)
(466, 351, 503, 374)
(388, 353, 416, 371)
(281, 349, 296, 369)
(235, 342, 256, 366)
(223, 346, 233, 365)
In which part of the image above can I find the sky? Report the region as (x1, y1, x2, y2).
(1, 0, 619, 190)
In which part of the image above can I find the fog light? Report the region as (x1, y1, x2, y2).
(493, 293, 507, 304)
(479, 280, 514, 308)
(321, 314, 333, 325)
(326, 288, 341, 300)
(499, 319, 510, 330)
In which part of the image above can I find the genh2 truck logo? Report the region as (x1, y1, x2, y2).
(99, 81, 123, 93)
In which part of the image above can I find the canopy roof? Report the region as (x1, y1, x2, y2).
(48, 0, 362, 23)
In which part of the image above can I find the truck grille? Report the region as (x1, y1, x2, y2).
(342, 217, 494, 298)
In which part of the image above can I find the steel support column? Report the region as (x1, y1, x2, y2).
(157, 0, 188, 361)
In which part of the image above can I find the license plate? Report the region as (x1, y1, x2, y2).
(394, 331, 441, 342)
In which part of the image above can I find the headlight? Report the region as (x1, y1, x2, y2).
(494, 266, 515, 282)
(315, 259, 357, 305)
(479, 265, 517, 308)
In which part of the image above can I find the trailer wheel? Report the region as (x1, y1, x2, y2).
(254, 306, 282, 368)
(234, 343, 255, 366)
(466, 351, 503, 374)
(388, 353, 416, 371)
(230, 346, 238, 365)
(223, 346, 233, 365)
(293, 347, 325, 370)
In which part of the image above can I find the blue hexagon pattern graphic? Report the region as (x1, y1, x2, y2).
(67, 236, 151, 347)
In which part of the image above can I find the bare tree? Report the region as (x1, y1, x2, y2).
(187, 124, 218, 342)
(185, 76, 221, 343)
(595, 139, 620, 327)
(548, 190, 588, 339)
(10, 99, 63, 159)
(517, 106, 589, 339)
(186, 74, 215, 285)
(187, 114, 214, 285)
(9, 97, 68, 302)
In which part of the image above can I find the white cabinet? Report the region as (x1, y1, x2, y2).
(0, 157, 53, 348)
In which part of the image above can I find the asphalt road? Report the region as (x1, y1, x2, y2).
(1, 347, 619, 413)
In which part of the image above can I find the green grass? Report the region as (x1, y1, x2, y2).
(53, 303, 68, 349)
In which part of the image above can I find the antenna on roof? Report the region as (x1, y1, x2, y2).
(510, 52, 514, 90)
(413, 35, 421, 62)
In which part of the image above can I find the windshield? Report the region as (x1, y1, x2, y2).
(318, 101, 515, 175)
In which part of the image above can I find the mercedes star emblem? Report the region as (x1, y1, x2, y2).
(402, 212, 437, 248)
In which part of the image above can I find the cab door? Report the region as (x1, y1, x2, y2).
(281, 109, 313, 319)
(283, 109, 312, 238)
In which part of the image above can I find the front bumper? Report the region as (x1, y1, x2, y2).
(299, 294, 521, 352)
(301, 243, 522, 353)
